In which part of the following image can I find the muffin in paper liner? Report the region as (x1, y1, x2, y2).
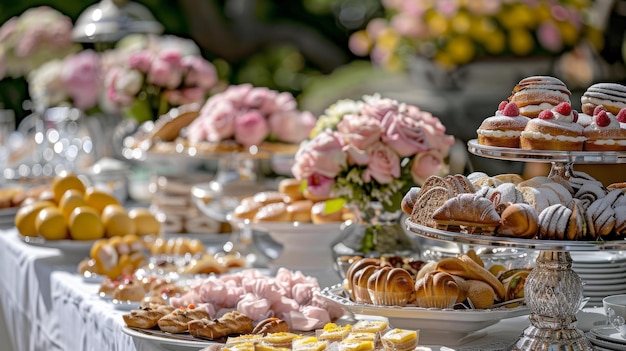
(414, 295, 457, 309)
(368, 290, 413, 307)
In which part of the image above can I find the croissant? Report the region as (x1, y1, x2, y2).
(345, 258, 382, 300)
(352, 265, 379, 304)
(435, 255, 505, 300)
(497, 203, 539, 239)
(188, 311, 254, 340)
(432, 194, 500, 233)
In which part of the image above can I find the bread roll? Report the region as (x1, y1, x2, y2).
(352, 265, 378, 303)
(253, 191, 286, 206)
(286, 200, 313, 222)
(367, 266, 414, 306)
(435, 255, 505, 300)
(254, 202, 289, 222)
(465, 280, 496, 309)
(232, 198, 262, 220)
(311, 201, 343, 224)
(345, 258, 381, 299)
(278, 178, 304, 202)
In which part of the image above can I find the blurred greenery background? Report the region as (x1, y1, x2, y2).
(0, 0, 388, 123)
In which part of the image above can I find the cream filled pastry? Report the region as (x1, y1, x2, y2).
(509, 76, 571, 118)
(477, 101, 530, 148)
(520, 102, 585, 151)
(581, 82, 626, 116)
(583, 107, 626, 151)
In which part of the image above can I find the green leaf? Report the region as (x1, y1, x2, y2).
(324, 197, 346, 215)
(123, 98, 153, 123)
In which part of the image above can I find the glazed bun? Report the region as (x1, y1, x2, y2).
(232, 197, 262, 220)
(253, 202, 290, 222)
(497, 203, 539, 239)
(278, 178, 304, 202)
(311, 201, 343, 224)
(414, 271, 460, 308)
(303, 188, 333, 202)
(286, 200, 313, 222)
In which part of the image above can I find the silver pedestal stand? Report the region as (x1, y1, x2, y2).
(407, 140, 626, 351)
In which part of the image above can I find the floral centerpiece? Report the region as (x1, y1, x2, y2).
(349, 0, 594, 72)
(103, 36, 219, 122)
(27, 50, 101, 112)
(186, 83, 317, 151)
(291, 94, 454, 253)
(0, 6, 79, 80)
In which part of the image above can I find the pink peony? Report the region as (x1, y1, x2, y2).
(234, 110, 270, 146)
(189, 102, 237, 143)
(61, 50, 100, 110)
(381, 112, 430, 157)
(363, 142, 401, 184)
(163, 87, 205, 105)
(411, 149, 446, 185)
(268, 110, 316, 144)
(128, 51, 153, 73)
(147, 49, 184, 89)
(181, 55, 217, 90)
(291, 130, 347, 179)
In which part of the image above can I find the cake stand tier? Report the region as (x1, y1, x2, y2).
(405, 220, 626, 350)
(467, 139, 626, 164)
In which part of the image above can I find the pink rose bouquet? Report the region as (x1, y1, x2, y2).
(27, 50, 101, 111)
(0, 6, 80, 79)
(103, 46, 219, 122)
(292, 94, 455, 211)
(186, 84, 317, 148)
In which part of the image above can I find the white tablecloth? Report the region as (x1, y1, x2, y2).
(0, 227, 611, 351)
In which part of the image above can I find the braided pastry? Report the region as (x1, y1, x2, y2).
(123, 305, 175, 329)
(188, 311, 254, 340)
(157, 305, 210, 333)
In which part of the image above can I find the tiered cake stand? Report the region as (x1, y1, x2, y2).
(406, 139, 626, 351)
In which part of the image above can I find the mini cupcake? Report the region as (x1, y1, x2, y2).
(366, 267, 415, 306)
(477, 101, 530, 148)
(414, 271, 459, 309)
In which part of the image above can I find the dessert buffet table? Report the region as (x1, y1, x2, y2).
(0, 227, 610, 351)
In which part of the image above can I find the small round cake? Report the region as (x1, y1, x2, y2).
(583, 107, 626, 151)
(509, 76, 571, 118)
(520, 102, 585, 151)
(477, 101, 530, 148)
(581, 82, 626, 116)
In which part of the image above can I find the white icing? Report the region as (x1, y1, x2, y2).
(584, 111, 621, 132)
(477, 129, 522, 137)
(581, 96, 626, 109)
(551, 109, 576, 123)
(527, 117, 585, 134)
(521, 131, 587, 142)
(589, 139, 626, 146)
(519, 103, 554, 114)
(577, 113, 593, 127)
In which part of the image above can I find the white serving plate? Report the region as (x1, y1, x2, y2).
(581, 276, 626, 286)
(584, 282, 626, 292)
(319, 284, 529, 343)
(586, 331, 626, 351)
(122, 326, 217, 351)
(571, 252, 626, 264)
(574, 266, 626, 274)
(20, 235, 95, 256)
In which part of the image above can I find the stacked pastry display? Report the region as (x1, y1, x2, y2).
(343, 251, 529, 310)
(403, 172, 626, 239)
(151, 174, 230, 234)
(477, 77, 626, 151)
(231, 178, 353, 224)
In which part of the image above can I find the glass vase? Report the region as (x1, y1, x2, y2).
(332, 201, 420, 259)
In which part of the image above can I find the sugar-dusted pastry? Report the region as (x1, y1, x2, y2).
(497, 203, 539, 239)
(122, 304, 175, 329)
(477, 101, 530, 148)
(509, 76, 571, 118)
(520, 102, 585, 151)
(583, 107, 626, 151)
(431, 193, 501, 234)
(581, 82, 626, 116)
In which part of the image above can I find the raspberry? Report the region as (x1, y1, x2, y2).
(538, 110, 554, 120)
(498, 101, 508, 111)
(593, 105, 606, 116)
(554, 102, 571, 116)
(617, 109, 626, 123)
(502, 102, 520, 117)
(595, 110, 611, 127)
(572, 110, 578, 123)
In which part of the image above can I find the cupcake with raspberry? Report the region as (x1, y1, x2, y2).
(583, 107, 626, 151)
(477, 101, 530, 148)
(520, 102, 586, 151)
